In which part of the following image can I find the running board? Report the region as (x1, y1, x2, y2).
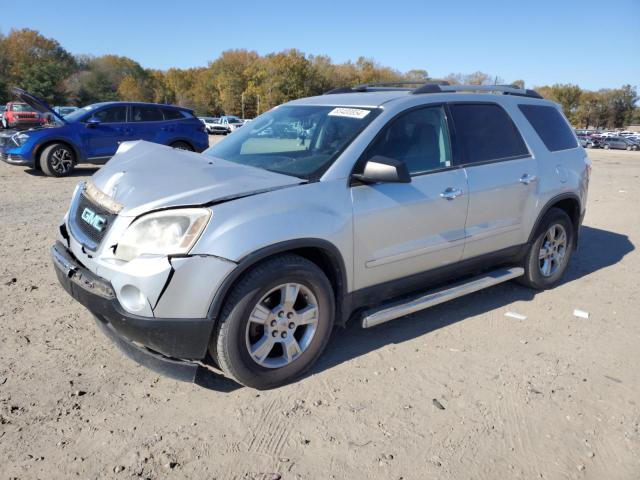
(361, 267, 524, 328)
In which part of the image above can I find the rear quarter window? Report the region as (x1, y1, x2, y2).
(449, 103, 529, 164)
(518, 104, 578, 152)
(162, 108, 186, 120)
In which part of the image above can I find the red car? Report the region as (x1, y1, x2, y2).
(1, 102, 45, 129)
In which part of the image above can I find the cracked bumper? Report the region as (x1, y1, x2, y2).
(52, 242, 215, 373)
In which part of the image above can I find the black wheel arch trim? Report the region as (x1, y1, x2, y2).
(528, 192, 583, 248)
(34, 138, 83, 165)
(207, 238, 349, 327)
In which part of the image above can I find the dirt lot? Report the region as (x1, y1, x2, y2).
(1, 145, 639, 480)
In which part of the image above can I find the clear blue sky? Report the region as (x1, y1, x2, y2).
(2, 0, 638, 90)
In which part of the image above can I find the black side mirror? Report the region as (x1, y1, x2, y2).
(86, 117, 101, 128)
(352, 155, 411, 184)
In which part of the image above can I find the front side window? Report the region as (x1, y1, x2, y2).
(363, 106, 452, 175)
(92, 106, 127, 123)
(131, 105, 163, 122)
(450, 103, 529, 164)
(205, 105, 379, 179)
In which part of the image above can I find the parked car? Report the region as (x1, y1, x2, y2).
(601, 136, 639, 151)
(53, 106, 80, 117)
(217, 115, 244, 134)
(578, 135, 602, 149)
(198, 116, 220, 134)
(51, 83, 589, 389)
(1, 101, 45, 129)
(0, 88, 209, 177)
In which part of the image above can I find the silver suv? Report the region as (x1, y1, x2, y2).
(52, 83, 590, 389)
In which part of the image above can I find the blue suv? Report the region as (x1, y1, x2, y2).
(0, 88, 209, 177)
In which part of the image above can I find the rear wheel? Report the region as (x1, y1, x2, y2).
(40, 143, 75, 177)
(170, 141, 193, 151)
(518, 208, 574, 290)
(211, 254, 335, 389)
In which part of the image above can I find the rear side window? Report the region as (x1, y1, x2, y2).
(131, 106, 163, 122)
(518, 104, 578, 151)
(162, 108, 184, 120)
(449, 103, 529, 164)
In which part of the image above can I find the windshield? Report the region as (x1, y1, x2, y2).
(204, 105, 380, 179)
(63, 104, 101, 122)
(11, 104, 35, 112)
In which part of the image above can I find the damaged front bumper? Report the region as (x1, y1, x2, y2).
(51, 241, 219, 382)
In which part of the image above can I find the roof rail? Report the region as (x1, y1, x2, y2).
(411, 83, 543, 99)
(324, 80, 450, 95)
(323, 82, 543, 99)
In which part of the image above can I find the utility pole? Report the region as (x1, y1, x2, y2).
(257, 95, 260, 116)
(241, 93, 245, 120)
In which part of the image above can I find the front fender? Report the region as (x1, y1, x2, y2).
(191, 180, 354, 289)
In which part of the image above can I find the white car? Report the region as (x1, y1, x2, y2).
(198, 117, 220, 134)
(218, 115, 244, 134)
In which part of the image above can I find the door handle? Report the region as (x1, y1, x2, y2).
(440, 187, 464, 200)
(519, 173, 537, 185)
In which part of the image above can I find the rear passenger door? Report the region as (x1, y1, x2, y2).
(351, 105, 469, 290)
(449, 103, 537, 260)
(129, 105, 165, 144)
(84, 105, 129, 159)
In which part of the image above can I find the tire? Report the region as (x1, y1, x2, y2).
(211, 254, 335, 389)
(170, 141, 193, 151)
(626, 146, 632, 151)
(518, 208, 574, 290)
(604, 144, 610, 150)
(40, 143, 75, 177)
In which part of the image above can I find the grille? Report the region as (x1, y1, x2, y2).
(70, 192, 117, 248)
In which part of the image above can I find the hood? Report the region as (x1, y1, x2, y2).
(11, 88, 66, 123)
(90, 141, 305, 217)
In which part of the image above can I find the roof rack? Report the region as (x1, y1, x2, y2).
(324, 80, 450, 95)
(324, 82, 543, 99)
(418, 84, 543, 99)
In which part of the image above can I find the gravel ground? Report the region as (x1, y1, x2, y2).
(1, 145, 639, 479)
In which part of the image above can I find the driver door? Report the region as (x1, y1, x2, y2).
(351, 105, 469, 290)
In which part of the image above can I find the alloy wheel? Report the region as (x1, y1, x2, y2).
(50, 147, 73, 174)
(245, 283, 319, 369)
(538, 224, 568, 277)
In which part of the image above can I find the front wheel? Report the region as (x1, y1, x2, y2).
(211, 254, 335, 389)
(518, 208, 574, 290)
(40, 143, 75, 177)
(604, 144, 611, 150)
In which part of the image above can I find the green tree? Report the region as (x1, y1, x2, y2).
(1, 28, 76, 103)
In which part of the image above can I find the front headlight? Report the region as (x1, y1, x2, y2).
(115, 208, 211, 262)
(12, 132, 29, 146)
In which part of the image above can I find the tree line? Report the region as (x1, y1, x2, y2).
(0, 28, 637, 127)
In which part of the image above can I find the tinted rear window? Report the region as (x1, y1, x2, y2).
(132, 106, 163, 122)
(518, 104, 578, 151)
(449, 103, 529, 164)
(162, 108, 184, 120)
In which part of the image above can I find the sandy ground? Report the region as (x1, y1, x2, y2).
(1, 144, 639, 480)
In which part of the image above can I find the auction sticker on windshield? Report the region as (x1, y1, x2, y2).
(328, 107, 370, 119)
